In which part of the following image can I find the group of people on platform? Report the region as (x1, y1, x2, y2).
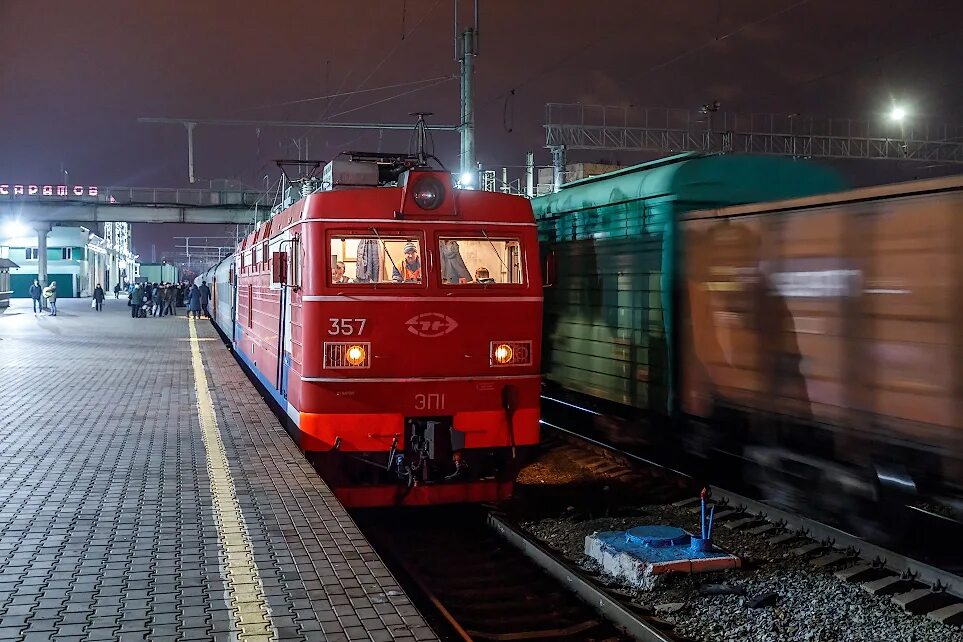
(25, 279, 210, 319)
(127, 281, 210, 319)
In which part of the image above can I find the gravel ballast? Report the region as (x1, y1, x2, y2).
(516, 457, 963, 642)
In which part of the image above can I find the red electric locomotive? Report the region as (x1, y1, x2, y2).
(204, 152, 542, 507)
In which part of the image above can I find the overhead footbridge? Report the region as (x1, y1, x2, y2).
(0, 185, 269, 225)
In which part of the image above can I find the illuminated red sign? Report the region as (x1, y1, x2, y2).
(0, 184, 99, 197)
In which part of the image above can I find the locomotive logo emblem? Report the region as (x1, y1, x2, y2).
(405, 313, 458, 337)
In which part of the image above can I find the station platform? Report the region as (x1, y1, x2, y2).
(0, 299, 437, 642)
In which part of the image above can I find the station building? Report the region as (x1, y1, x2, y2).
(0, 222, 139, 298)
(139, 261, 180, 284)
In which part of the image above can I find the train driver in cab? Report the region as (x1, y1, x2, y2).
(475, 267, 496, 284)
(392, 242, 422, 283)
(332, 261, 351, 284)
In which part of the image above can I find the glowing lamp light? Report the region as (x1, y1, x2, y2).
(2, 219, 28, 238)
(493, 343, 513, 365)
(345, 345, 366, 366)
(460, 171, 474, 185)
(889, 105, 907, 122)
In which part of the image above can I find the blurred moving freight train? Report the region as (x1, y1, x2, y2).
(202, 152, 542, 507)
(535, 152, 963, 533)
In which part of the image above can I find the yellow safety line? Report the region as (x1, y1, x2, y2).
(189, 318, 276, 642)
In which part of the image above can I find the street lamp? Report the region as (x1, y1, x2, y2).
(889, 105, 907, 122)
(2, 219, 28, 238)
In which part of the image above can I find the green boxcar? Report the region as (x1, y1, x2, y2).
(533, 152, 845, 416)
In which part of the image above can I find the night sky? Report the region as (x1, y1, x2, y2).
(2, 0, 962, 259)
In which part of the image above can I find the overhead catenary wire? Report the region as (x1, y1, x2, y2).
(227, 76, 457, 115)
(621, 0, 815, 85)
(755, 22, 963, 103)
(325, 0, 445, 119)
(478, 0, 815, 114)
(324, 77, 456, 121)
(225, 0, 448, 194)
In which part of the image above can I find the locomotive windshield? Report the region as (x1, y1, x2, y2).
(440, 237, 524, 285)
(330, 234, 423, 284)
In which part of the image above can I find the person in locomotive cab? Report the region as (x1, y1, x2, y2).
(332, 261, 351, 284)
(475, 267, 496, 284)
(391, 242, 422, 283)
(440, 239, 472, 284)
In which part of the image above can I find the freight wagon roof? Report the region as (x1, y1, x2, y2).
(531, 153, 845, 218)
(682, 172, 963, 221)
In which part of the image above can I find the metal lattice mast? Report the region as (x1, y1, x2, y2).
(543, 103, 963, 164)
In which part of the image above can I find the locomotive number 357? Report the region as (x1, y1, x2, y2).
(328, 318, 367, 336)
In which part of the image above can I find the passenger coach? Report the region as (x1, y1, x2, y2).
(204, 154, 543, 507)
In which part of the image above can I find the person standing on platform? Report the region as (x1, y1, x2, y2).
(164, 283, 176, 317)
(144, 283, 153, 316)
(199, 280, 211, 318)
(43, 281, 58, 316)
(187, 284, 201, 320)
(130, 284, 143, 318)
(93, 283, 105, 312)
(29, 279, 43, 313)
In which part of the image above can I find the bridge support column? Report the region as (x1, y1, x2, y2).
(107, 252, 120, 291)
(34, 223, 51, 287)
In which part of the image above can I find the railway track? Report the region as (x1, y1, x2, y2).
(535, 394, 963, 639)
(355, 506, 681, 642)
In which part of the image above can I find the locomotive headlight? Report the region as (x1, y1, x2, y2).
(324, 342, 370, 368)
(412, 175, 445, 210)
(493, 344, 513, 364)
(345, 345, 367, 366)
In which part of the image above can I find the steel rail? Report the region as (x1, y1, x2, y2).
(488, 513, 676, 642)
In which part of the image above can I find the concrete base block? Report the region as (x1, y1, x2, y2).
(927, 603, 963, 625)
(585, 528, 741, 590)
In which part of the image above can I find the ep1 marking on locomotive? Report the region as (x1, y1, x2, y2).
(188, 318, 275, 641)
(328, 317, 367, 336)
(405, 312, 458, 337)
(415, 393, 446, 411)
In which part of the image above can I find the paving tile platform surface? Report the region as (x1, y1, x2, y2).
(0, 299, 436, 642)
